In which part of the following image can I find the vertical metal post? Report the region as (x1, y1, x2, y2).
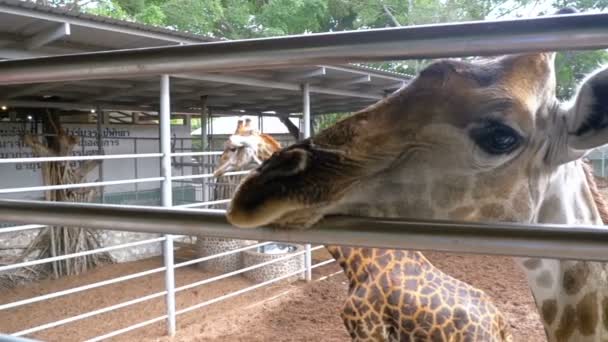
(199, 96, 208, 152)
(199, 96, 209, 202)
(160, 75, 176, 336)
(134, 138, 139, 201)
(96, 108, 104, 203)
(602, 150, 606, 177)
(302, 83, 312, 282)
(302, 83, 311, 139)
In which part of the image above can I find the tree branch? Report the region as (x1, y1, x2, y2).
(382, 4, 401, 27)
(278, 115, 301, 141)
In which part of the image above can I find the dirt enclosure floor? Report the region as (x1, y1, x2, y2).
(0, 249, 546, 342)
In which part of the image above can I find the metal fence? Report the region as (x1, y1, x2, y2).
(0, 148, 333, 340)
(1, 9, 608, 341)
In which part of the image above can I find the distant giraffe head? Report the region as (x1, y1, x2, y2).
(213, 118, 282, 177)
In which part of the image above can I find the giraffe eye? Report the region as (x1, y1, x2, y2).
(470, 121, 522, 155)
(229, 147, 237, 152)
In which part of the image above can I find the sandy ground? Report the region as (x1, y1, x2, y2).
(0, 249, 545, 342)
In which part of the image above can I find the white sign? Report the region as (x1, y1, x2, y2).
(0, 123, 192, 200)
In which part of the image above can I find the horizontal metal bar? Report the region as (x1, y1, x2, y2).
(83, 315, 168, 342)
(0, 335, 41, 342)
(0, 153, 162, 164)
(0, 177, 163, 194)
(173, 241, 272, 269)
(174, 199, 232, 208)
(0, 266, 166, 311)
(1, 200, 608, 261)
(311, 258, 336, 269)
(0, 224, 46, 233)
(310, 245, 325, 252)
(0, 12, 607, 85)
(175, 249, 306, 293)
(0, 236, 166, 272)
(170, 151, 222, 157)
(173, 73, 384, 100)
(175, 267, 306, 316)
(171, 171, 249, 181)
(12, 290, 167, 337)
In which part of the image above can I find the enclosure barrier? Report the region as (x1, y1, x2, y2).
(0, 147, 321, 340)
(0, 218, 330, 339)
(1, 199, 608, 262)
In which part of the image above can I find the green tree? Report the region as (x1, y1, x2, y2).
(53, 0, 608, 99)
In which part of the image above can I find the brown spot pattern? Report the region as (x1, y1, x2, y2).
(576, 291, 598, 336)
(555, 305, 576, 341)
(542, 299, 558, 325)
(522, 258, 542, 270)
(563, 262, 590, 295)
(479, 203, 506, 219)
(332, 247, 510, 341)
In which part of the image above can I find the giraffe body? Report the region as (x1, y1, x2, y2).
(215, 121, 511, 341)
(330, 247, 510, 341)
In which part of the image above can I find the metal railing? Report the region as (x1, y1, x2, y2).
(0, 140, 321, 340)
(0, 205, 333, 340)
(1, 199, 608, 261)
(0, 11, 607, 84)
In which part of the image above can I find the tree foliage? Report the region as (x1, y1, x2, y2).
(45, 0, 608, 98)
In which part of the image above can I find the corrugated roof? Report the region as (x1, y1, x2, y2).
(0, 0, 217, 43)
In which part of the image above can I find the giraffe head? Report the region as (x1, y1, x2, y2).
(213, 119, 282, 177)
(227, 49, 608, 229)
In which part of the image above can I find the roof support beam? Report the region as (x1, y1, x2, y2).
(86, 84, 156, 102)
(324, 75, 371, 88)
(385, 81, 407, 90)
(0, 83, 65, 100)
(173, 73, 382, 100)
(0, 3, 202, 44)
(277, 67, 326, 81)
(25, 22, 70, 50)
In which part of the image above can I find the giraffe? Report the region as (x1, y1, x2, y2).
(225, 12, 608, 342)
(215, 123, 511, 340)
(213, 118, 281, 177)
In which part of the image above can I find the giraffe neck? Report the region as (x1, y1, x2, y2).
(516, 160, 608, 342)
(256, 134, 281, 161)
(324, 245, 432, 289)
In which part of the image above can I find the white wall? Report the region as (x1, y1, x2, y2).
(0, 123, 192, 200)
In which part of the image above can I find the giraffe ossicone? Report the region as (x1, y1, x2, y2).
(226, 26, 608, 342)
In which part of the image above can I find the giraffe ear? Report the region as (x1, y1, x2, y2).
(555, 66, 608, 164)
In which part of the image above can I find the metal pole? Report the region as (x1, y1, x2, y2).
(602, 150, 605, 177)
(96, 108, 104, 204)
(302, 83, 311, 139)
(134, 138, 139, 201)
(302, 82, 312, 281)
(0, 12, 607, 85)
(1, 199, 608, 262)
(160, 75, 176, 336)
(199, 96, 209, 203)
(199, 96, 208, 152)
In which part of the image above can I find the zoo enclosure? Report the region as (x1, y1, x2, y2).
(1, 10, 608, 341)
